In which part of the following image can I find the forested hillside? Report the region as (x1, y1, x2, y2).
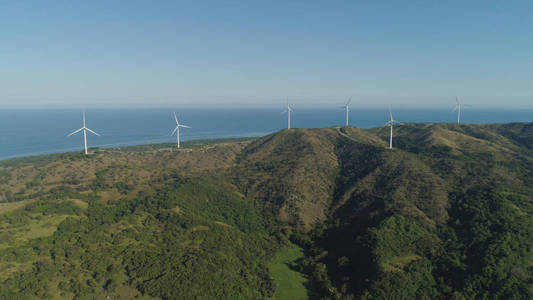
(291, 124, 533, 299)
(1, 124, 533, 299)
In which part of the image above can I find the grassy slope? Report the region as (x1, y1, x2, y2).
(269, 243, 310, 300)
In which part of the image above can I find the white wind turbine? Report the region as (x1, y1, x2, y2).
(170, 112, 191, 148)
(341, 97, 352, 126)
(453, 97, 471, 124)
(386, 108, 401, 149)
(67, 112, 100, 155)
(282, 100, 293, 129)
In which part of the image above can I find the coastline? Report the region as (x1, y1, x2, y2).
(0, 136, 258, 165)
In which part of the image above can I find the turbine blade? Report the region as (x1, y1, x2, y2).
(179, 125, 192, 128)
(346, 97, 352, 106)
(67, 128, 83, 137)
(170, 127, 178, 136)
(85, 128, 100, 136)
(173, 112, 179, 125)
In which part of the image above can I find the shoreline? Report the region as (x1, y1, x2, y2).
(1, 121, 532, 163)
(0, 136, 258, 165)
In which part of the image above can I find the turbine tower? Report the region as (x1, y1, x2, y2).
(453, 97, 471, 124)
(68, 112, 100, 155)
(282, 100, 293, 129)
(171, 112, 191, 149)
(386, 108, 400, 149)
(342, 97, 352, 126)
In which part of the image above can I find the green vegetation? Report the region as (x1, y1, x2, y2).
(269, 242, 312, 300)
(0, 176, 279, 299)
(289, 124, 533, 299)
(2, 124, 533, 299)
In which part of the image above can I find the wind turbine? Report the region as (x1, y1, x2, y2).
(341, 97, 352, 126)
(170, 112, 191, 148)
(282, 100, 293, 129)
(453, 97, 471, 124)
(386, 107, 400, 149)
(67, 112, 100, 155)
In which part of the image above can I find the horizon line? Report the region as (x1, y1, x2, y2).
(1, 105, 533, 111)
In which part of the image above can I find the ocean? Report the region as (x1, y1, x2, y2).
(0, 108, 531, 161)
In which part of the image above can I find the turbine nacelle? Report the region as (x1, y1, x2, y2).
(454, 97, 472, 124)
(345, 97, 352, 108)
(281, 107, 293, 113)
(170, 112, 191, 148)
(342, 97, 352, 126)
(67, 112, 100, 155)
(282, 100, 293, 129)
(282, 103, 293, 114)
(386, 108, 401, 126)
(385, 108, 401, 149)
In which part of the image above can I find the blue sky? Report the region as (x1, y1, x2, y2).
(1, 1, 532, 109)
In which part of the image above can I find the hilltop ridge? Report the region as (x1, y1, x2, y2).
(235, 123, 533, 228)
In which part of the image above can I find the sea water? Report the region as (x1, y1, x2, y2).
(0, 108, 531, 161)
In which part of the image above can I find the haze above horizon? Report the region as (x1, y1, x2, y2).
(1, 1, 533, 109)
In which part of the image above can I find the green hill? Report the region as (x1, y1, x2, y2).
(1, 123, 533, 299)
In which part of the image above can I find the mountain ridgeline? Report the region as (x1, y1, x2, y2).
(1, 123, 533, 299)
